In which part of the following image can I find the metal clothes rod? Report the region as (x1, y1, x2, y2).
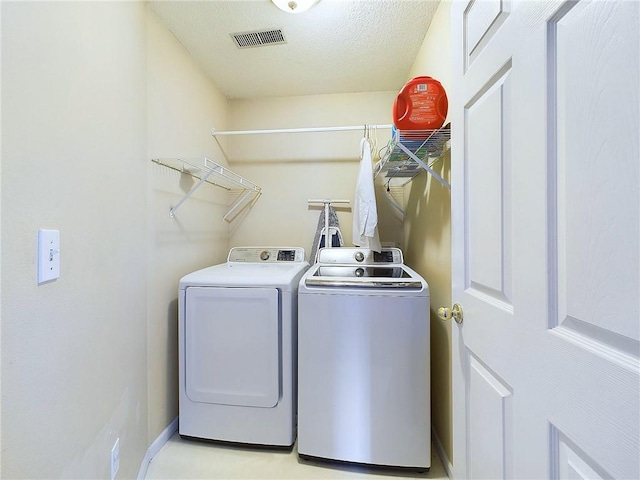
(211, 125, 393, 136)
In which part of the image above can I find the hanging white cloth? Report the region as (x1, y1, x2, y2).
(352, 137, 381, 252)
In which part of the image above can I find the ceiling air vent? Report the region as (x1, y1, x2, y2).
(231, 29, 287, 49)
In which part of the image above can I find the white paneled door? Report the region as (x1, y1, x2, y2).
(450, 1, 639, 479)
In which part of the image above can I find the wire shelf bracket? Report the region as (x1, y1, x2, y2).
(151, 157, 262, 221)
(374, 125, 451, 190)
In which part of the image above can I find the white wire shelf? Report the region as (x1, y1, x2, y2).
(374, 124, 451, 190)
(151, 157, 262, 221)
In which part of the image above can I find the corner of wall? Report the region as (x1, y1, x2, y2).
(402, 0, 454, 465)
(145, 3, 231, 448)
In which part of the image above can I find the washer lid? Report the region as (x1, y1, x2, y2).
(302, 263, 427, 290)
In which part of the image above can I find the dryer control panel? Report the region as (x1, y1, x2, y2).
(228, 247, 306, 263)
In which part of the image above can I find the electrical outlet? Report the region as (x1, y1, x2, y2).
(110, 438, 120, 480)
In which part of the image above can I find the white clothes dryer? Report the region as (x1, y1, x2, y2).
(297, 247, 430, 469)
(178, 247, 308, 447)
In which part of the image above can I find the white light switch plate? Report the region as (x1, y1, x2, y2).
(38, 229, 60, 284)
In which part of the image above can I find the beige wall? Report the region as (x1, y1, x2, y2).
(146, 8, 231, 444)
(1, 4, 231, 478)
(227, 92, 400, 256)
(402, 0, 454, 466)
(1, 2, 148, 478)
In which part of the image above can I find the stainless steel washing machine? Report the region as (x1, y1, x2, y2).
(178, 247, 308, 446)
(297, 247, 430, 469)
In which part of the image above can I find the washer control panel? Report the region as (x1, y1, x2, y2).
(228, 247, 306, 263)
(317, 247, 403, 265)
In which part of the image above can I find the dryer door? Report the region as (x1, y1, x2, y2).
(184, 286, 280, 408)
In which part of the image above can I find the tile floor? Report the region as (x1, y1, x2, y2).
(145, 433, 449, 479)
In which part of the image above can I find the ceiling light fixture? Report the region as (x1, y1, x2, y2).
(272, 0, 319, 14)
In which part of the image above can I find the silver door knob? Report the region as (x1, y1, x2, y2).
(438, 303, 464, 324)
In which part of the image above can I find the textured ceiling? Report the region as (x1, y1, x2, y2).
(150, 0, 440, 99)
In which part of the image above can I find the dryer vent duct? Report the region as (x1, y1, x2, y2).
(232, 29, 287, 49)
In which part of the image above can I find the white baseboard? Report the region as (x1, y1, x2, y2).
(432, 425, 454, 479)
(137, 417, 179, 480)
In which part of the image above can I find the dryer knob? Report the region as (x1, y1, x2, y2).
(354, 251, 365, 262)
(260, 250, 270, 261)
